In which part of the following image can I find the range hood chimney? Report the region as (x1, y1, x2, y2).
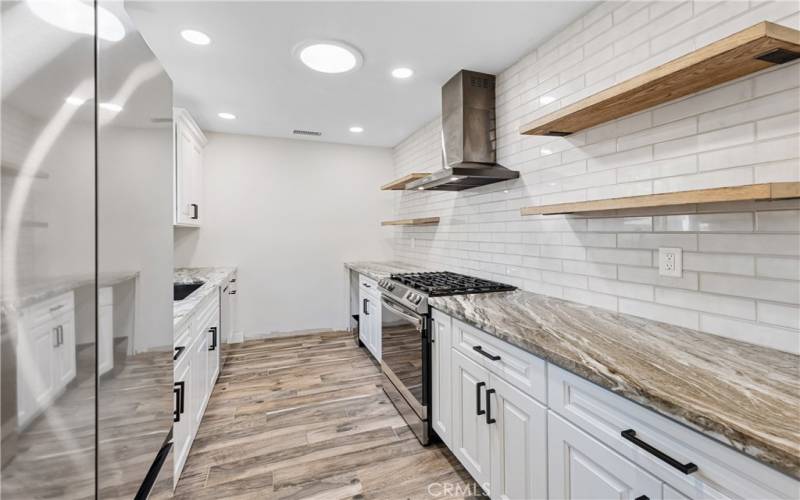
(407, 70, 519, 191)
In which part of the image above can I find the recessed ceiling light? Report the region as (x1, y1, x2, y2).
(99, 102, 122, 112)
(295, 40, 362, 74)
(349, 126, 364, 133)
(181, 29, 211, 45)
(27, 0, 125, 42)
(391, 67, 414, 79)
(218, 112, 236, 120)
(65, 96, 86, 106)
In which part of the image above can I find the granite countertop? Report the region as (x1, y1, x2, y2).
(173, 267, 237, 331)
(345, 261, 432, 281)
(2, 271, 139, 314)
(429, 289, 800, 479)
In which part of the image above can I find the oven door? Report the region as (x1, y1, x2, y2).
(379, 296, 431, 444)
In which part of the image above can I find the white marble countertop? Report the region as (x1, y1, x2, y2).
(173, 267, 237, 331)
(344, 261, 432, 281)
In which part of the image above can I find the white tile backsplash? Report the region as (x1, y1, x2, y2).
(391, 0, 800, 353)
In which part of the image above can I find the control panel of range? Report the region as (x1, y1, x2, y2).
(378, 278, 428, 314)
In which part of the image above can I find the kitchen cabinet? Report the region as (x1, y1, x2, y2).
(172, 338, 191, 480)
(16, 292, 76, 429)
(174, 108, 207, 227)
(431, 309, 452, 447)
(358, 275, 381, 361)
(451, 349, 492, 488)
(190, 326, 208, 430)
(206, 315, 220, 392)
(549, 412, 662, 500)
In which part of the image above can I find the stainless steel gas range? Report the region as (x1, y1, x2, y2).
(377, 271, 515, 445)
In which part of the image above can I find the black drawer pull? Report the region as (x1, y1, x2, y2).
(485, 388, 496, 424)
(208, 326, 218, 351)
(476, 382, 486, 416)
(621, 429, 697, 475)
(473, 345, 501, 361)
(635, 496, 649, 500)
(173, 345, 186, 361)
(173, 381, 185, 422)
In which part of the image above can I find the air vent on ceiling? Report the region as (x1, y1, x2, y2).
(293, 129, 322, 136)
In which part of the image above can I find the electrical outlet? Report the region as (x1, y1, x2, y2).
(659, 247, 682, 277)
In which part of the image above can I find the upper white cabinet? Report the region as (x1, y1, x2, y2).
(174, 108, 207, 227)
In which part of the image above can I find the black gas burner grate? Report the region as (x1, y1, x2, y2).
(390, 271, 516, 297)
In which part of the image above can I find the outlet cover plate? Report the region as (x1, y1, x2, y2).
(659, 247, 682, 277)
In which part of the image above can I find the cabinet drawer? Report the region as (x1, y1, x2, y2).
(548, 365, 798, 499)
(358, 274, 378, 293)
(452, 318, 546, 404)
(22, 292, 75, 329)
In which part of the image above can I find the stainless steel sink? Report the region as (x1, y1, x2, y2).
(174, 282, 204, 301)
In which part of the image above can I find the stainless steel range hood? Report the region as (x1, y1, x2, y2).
(407, 70, 519, 191)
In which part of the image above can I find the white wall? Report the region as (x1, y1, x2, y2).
(391, 0, 800, 354)
(174, 133, 395, 337)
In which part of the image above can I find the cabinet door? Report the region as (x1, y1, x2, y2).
(191, 331, 209, 432)
(549, 412, 662, 500)
(431, 310, 452, 447)
(489, 373, 547, 500)
(451, 349, 491, 489)
(98, 304, 114, 376)
(173, 355, 192, 485)
(358, 287, 370, 347)
(369, 295, 381, 361)
(54, 312, 76, 388)
(207, 317, 220, 390)
(175, 121, 202, 226)
(16, 321, 57, 427)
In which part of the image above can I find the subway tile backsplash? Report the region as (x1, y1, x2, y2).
(390, 0, 800, 354)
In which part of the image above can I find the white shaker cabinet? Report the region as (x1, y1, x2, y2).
(431, 309, 452, 448)
(549, 411, 662, 500)
(358, 275, 381, 361)
(451, 349, 492, 489)
(174, 108, 207, 227)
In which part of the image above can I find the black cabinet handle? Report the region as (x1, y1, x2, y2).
(208, 326, 217, 351)
(635, 496, 649, 500)
(52, 327, 59, 348)
(173, 381, 185, 422)
(363, 298, 369, 315)
(173, 346, 186, 361)
(190, 203, 198, 219)
(486, 388, 496, 424)
(473, 345, 501, 361)
(476, 382, 486, 416)
(230, 290, 236, 294)
(621, 429, 697, 474)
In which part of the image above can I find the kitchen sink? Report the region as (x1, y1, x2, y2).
(174, 282, 204, 301)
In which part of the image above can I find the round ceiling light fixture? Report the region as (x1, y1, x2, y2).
(349, 126, 364, 133)
(26, 0, 125, 42)
(218, 112, 236, 120)
(181, 29, 211, 45)
(391, 67, 414, 79)
(295, 40, 362, 74)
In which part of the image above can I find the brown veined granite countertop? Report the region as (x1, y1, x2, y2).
(173, 267, 237, 332)
(428, 289, 800, 479)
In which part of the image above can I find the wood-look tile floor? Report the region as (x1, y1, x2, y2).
(174, 331, 483, 500)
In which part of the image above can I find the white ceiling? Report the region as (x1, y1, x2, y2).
(128, 1, 596, 147)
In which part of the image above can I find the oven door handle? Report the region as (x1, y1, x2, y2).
(381, 297, 423, 331)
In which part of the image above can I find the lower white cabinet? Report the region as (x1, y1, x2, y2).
(451, 349, 492, 488)
(358, 281, 381, 360)
(173, 290, 221, 487)
(16, 292, 77, 429)
(431, 309, 452, 448)
(450, 348, 547, 499)
(549, 412, 662, 500)
(489, 372, 547, 500)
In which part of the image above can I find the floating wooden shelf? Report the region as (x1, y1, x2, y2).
(381, 217, 440, 226)
(520, 22, 800, 136)
(520, 182, 800, 216)
(381, 173, 430, 190)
